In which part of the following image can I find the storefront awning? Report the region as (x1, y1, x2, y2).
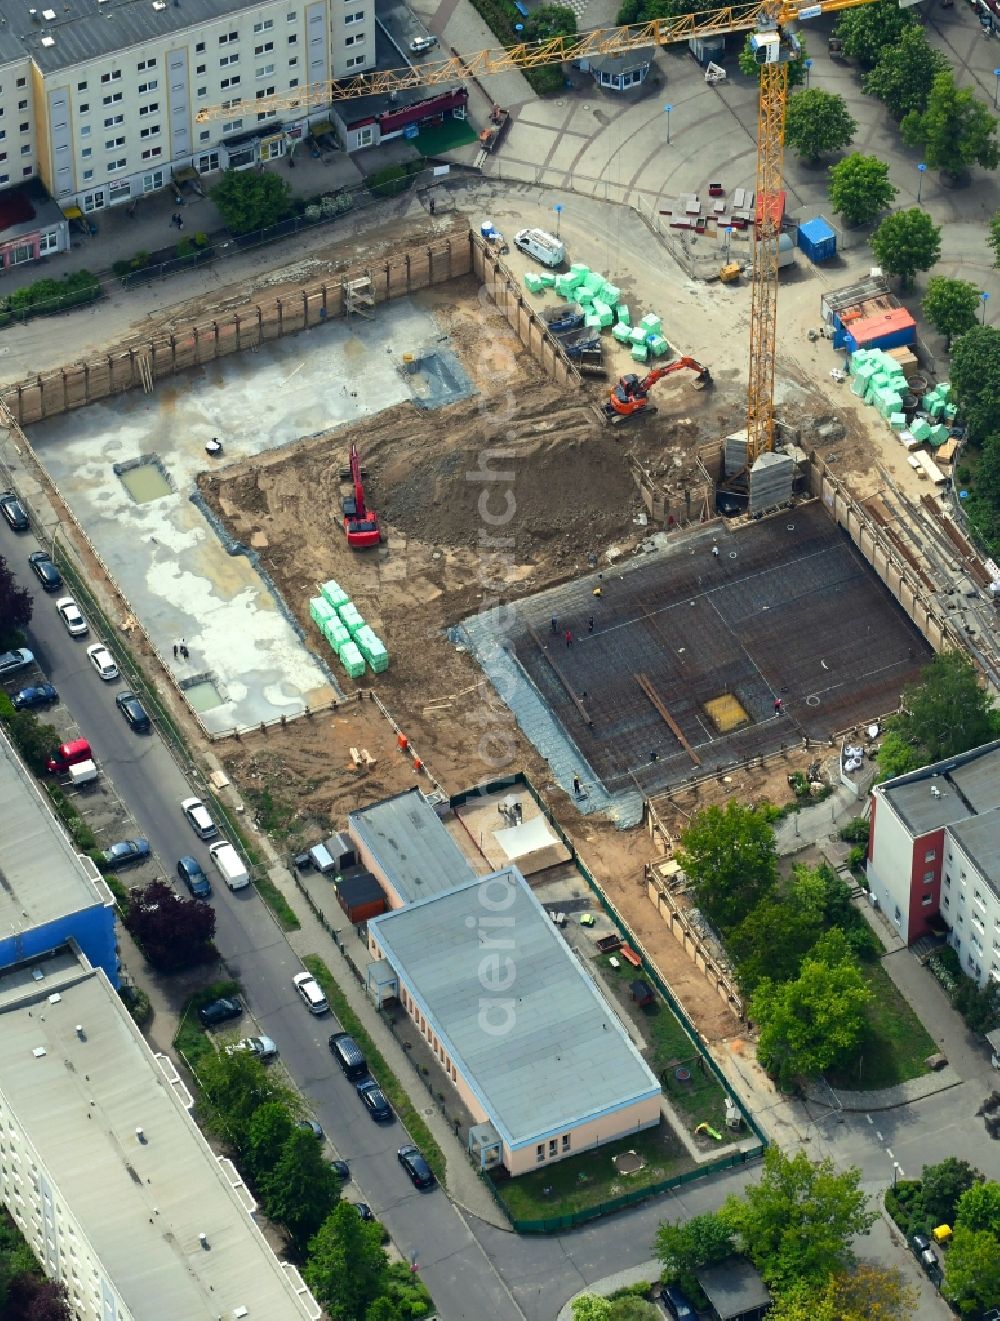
(62, 205, 83, 220)
(309, 119, 334, 136)
(172, 164, 200, 182)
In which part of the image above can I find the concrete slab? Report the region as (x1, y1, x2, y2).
(28, 298, 464, 734)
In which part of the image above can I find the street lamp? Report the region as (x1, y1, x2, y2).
(994, 67, 1000, 109)
(982, 290, 990, 325)
(664, 103, 673, 145)
(553, 203, 562, 238)
(804, 58, 813, 88)
(725, 225, 733, 260)
(892, 1161, 901, 1189)
(916, 162, 927, 206)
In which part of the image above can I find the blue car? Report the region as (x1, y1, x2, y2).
(177, 856, 211, 898)
(11, 682, 58, 711)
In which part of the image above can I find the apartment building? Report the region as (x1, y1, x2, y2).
(0, 0, 375, 224)
(867, 738, 1000, 987)
(0, 946, 319, 1321)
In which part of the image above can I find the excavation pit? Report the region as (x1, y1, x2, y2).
(403, 349, 475, 410)
(115, 457, 173, 505)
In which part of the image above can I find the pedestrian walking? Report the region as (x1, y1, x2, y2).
(712, 544, 720, 558)
(428, 197, 435, 215)
(774, 697, 783, 715)
(588, 616, 594, 633)
(565, 629, 572, 648)
(173, 644, 179, 659)
(551, 616, 558, 635)
(177, 217, 184, 231)
(180, 644, 190, 660)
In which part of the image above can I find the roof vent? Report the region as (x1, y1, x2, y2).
(152, 1, 166, 8)
(28, 8, 40, 19)
(42, 8, 56, 18)
(48, 993, 61, 1004)
(41, 34, 54, 44)
(75, 1024, 85, 1039)
(32, 1047, 46, 1058)
(198, 1232, 209, 1249)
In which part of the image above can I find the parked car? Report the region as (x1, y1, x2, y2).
(197, 996, 242, 1027)
(177, 855, 211, 898)
(397, 1144, 435, 1190)
(294, 970, 328, 1015)
(181, 796, 218, 840)
(28, 550, 62, 591)
(0, 647, 34, 677)
(298, 1118, 324, 1140)
(86, 643, 119, 681)
(0, 491, 29, 531)
(11, 682, 57, 710)
(355, 1203, 375, 1221)
(101, 838, 151, 870)
(356, 1078, 393, 1123)
(56, 596, 88, 636)
(660, 1284, 696, 1320)
(330, 1159, 350, 1180)
(46, 737, 92, 775)
(409, 34, 438, 53)
(910, 1232, 932, 1258)
(225, 1035, 277, 1060)
(116, 690, 150, 732)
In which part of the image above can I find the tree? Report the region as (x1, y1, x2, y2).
(719, 1148, 875, 1290)
(364, 1300, 405, 1321)
(870, 209, 941, 289)
(380, 1261, 434, 1320)
(571, 1300, 612, 1321)
(306, 1202, 390, 1321)
(956, 1181, 1000, 1236)
(195, 1048, 298, 1157)
(769, 1266, 915, 1321)
(655, 1212, 734, 1300)
(751, 931, 872, 1085)
(5, 1275, 72, 1321)
(0, 554, 32, 650)
(211, 169, 293, 236)
(677, 801, 777, 932)
(246, 1100, 295, 1182)
(902, 72, 1000, 182)
(261, 1127, 341, 1252)
(124, 878, 216, 971)
(990, 211, 1000, 268)
(922, 277, 983, 349)
(942, 1225, 1000, 1317)
(951, 326, 1000, 439)
(5, 711, 61, 777)
(835, 0, 916, 66)
(524, 4, 576, 40)
(879, 652, 999, 779)
(828, 154, 897, 228)
(728, 868, 826, 994)
(862, 27, 949, 121)
(784, 90, 856, 163)
(738, 34, 809, 88)
(918, 1157, 982, 1226)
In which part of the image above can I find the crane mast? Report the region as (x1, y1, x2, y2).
(748, 58, 787, 467)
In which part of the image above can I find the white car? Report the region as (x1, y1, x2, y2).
(56, 596, 88, 637)
(182, 796, 218, 841)
(86, 643, 119, 680)
(224, 1035, 277, 1061)
(409, 35, 437, 53)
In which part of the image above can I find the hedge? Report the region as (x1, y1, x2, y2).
(0, 269, 101, 325)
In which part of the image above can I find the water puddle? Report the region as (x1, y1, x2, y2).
(116, 458, 173, 504)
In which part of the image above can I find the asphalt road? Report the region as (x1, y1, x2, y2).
(1, 521, 525, 1321)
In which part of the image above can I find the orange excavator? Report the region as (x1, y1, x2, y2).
(342, 444, 384, 549)
(603, 356, 712, 424)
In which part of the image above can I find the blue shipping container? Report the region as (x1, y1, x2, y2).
(797, 216, 836, 264)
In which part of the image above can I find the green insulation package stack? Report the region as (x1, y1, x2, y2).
(338, 639, 366, 679)
(310, 597, 337, 628)
(320, 579, 349, 610)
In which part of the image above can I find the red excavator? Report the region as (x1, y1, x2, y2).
(603, 356, 712, 424)
(342, 444, 384, 549)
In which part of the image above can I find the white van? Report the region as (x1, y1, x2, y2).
(209, 840, 250, 891)
(514, 228, 565, 269)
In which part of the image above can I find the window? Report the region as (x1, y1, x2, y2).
(254, 41, 274, 54)
(288, 32, 298, 43)
(79, 102, 89, 114)
(19, 144, 30, 155)
(196, 63, 206, 74)
(197, 85, 208, 96)
(81, 169, 92, 181)
(253, 17, 274, 31)
(139, 102, 159, 117)
(100, 70, 122, 84)
(222, 118, 243, 133)
(561, 1134, 571, 1151)
(19, 122, 28, 133)
(103, 114, 124, 127)
(256, 110, 276, 121)
(345, 9, 364, 20)
(220, 52, 239, 67)
(256, 63, 274, 77)
(548, 1139, 558, 1157)
(104, 136, 125, 149)
(287, 9, 296, 17)
(256, 85, 275, 98)
(922, 894, 933, 907)
(219, 30, 239, 44)
(345, 33, 363, 45)
(199, 129, 211, 141)
(356, 124, 373, 147)
(289, 76, 299, 86)
(107, 158, 126, 172)
(80, 125, 91, 138)
(17, 99, 27, 110)
(138, 79, 158, 94)
(923, 871, 934, 884)
(139, 124, 160, 138)
(77, 80, 87, 91)
(103, 92, 123, 106)
(141, 146, 162, 159)
(21, 165, 31, 177)
(221, 97, 242, 110)
(220, 76, 240, 89)
(137, 57, 157, 70)
(943, 895, 950, 908)
(16, 76, 25, 88)
(346, 53, 365, 66)
(288, 55, 299, 67)
(535, 1145, 545, 1163)
(81, 147, 92, 158)
(196, 40, 206, 51)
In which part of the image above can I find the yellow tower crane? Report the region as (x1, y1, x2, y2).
(198, 0, 903, 468)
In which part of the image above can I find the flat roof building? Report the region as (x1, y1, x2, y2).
(0, 724, 117, 983)
(0, 946, 319, 1321)
(367, 867, 661, 1175)
(349, 787, 479, 908)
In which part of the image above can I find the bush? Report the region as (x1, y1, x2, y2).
(839, 817, 871, 844)
(2, 269, 101, 321)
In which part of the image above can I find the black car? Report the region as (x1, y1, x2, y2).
(910, 1231, 932, 1258)
(299, 1118, 324, 1140)
(355, 1203, 375, 1221)
(661, 1283, 696, 1321)
(177, 855, 211, 898)
(101, 838, 152, 870)
(397, 1144, 435, 1190)
(330, 1159, 350, 1180)
(357, 1078, 393, 1123)
(0, 491, 29, 531)
(28, 550, 62, 592)
(116, 690, 151, 732)
(11, 682, 58, 711)
(197, 996, 242, 1027)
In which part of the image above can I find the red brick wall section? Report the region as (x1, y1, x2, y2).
(908, 826, 944, 942)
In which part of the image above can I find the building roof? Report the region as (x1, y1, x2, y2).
(0, 180, 68, 243)
(587, 46, 654, 74)
(696, 1258, 771, 1320)
(348, 787, 478, 904)
(884, 772, 971, 835)
(946, 745, 1000, 813)
(880, 740, 1000, 835)
(0, 949, 317, 1320)
(368, 867, 660, 1149)
(949, 807, 1000, 900)
(849, 306, 915, 346)
(337, 869, 385, 908)
(0, 726, 111, 936)
(822, 274, 890, 315)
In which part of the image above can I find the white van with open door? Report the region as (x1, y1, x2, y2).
(514, 228, 565, 268)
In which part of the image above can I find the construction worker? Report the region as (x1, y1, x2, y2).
(712, 544, 720, 558)
(551, 616, 558, 635)
(565, 629, 572, 648)
(588, 617, 594, 633)
(774, 697, 783, 715)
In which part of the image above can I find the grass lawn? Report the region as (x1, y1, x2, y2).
(491, 1120, 692, 1224)
(412, 117, 478, 156)
(827, 961, 935, 1091)
(172, 980, 241, 1077)
(600, 959, 731, 1134)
